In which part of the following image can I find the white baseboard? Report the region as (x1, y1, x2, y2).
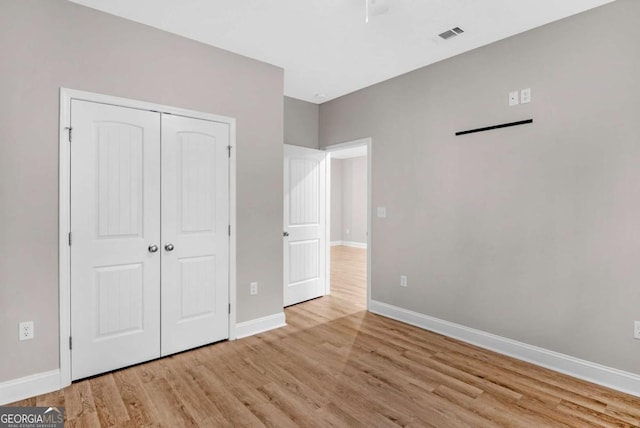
(330, 240, 367, 249)
(369, 300, 640, 398)
(235, 312, 287, 339)
(0, 369, 61, 405)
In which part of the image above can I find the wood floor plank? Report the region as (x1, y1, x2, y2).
(313, 401, 370, 428)
(111, 369, 159, 428)
(90, 374, 131, 427)
(34, 388, 65, 408)
(64, 380, 97, 422)
(140, 377, 199, 427)
(65, 411, 102, 428)
(192, 362, 266, 427)
(8, 246, 640, 427)
(557, 400, 637, 428)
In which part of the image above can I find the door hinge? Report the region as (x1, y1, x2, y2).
(227, 145, 232, 158)
(228, 303, 231, 314)
(228, 225, 231, 236)
(65, 127, 72, 143)
(69, 336, 72, 350)
(68, 232, 72, 246)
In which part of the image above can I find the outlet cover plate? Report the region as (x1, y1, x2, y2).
(250, 282, 258, 296)
(400, 275, 408, 287)
(19, 321, 34, 341)
(634, 321, 640, 340)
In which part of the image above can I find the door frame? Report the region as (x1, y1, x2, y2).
(58, 88, 237, 387)
(323, 137, 372, 310)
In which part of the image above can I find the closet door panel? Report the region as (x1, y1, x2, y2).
(161, 114, 230, 356)
(70, 100, 161, 380)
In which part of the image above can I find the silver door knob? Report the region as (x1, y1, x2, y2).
(148, 245, 158, 253)
(164, 243, 175, 252)
(283, 231, 289, 237)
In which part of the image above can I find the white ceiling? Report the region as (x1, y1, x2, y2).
(68, 0, 614, 104)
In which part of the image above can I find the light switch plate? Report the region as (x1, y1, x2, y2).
(521, 88, 531, 104)
(509, 91, 519, 106)
(377, 207, 387, 218)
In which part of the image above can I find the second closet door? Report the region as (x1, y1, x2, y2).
(160, 114, 230, 356)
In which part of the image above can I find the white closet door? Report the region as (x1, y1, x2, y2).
(160, 114, 230, 356)
(70, 100, 161, 380)
(283, 144, 327, 306)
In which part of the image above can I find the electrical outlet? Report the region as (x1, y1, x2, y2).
(250, 282, 258, 296)
(400, 275, 408, 287)
(634, 321, 640, 340)
(19, 321, 34, 341)
(521, 88, 531, 104)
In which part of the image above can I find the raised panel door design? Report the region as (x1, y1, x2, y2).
(288, 240, 319, 285)
(179, 132, 216, 233)
(179, 256, 216, 320)
(284, 145, 326, 307)
(289, 158, 320, 226)
(95, 263, 144, 337)
(96, 123, 144, 238)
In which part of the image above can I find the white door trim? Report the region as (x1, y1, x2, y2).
(58, 88, 237, 388)
(323, 138, 372, 311)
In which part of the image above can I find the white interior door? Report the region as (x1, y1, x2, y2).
(160, 114, 230, 356)
(284, 144, 327, 306)
(70, 100, 161, 380)
(70, 99, 231, 379)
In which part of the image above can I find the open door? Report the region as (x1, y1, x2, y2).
(283, 144, 327, 306)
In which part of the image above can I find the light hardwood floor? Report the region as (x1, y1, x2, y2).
(11, 246, 640, 427)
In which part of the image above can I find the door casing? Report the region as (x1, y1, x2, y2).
(323, 138, 372, 311)
(58, 88, 237, 388)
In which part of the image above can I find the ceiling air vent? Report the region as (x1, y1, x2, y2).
(439, 27, 464, 40)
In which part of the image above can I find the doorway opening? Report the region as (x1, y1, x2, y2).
(324, 138, 371, 310)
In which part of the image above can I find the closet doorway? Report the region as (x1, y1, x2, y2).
(59, 89, 236, 383)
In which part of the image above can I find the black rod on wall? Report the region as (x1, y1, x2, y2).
(455, 119, 533, 136)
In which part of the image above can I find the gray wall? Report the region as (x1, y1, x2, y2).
(284, 96, 319, 149)
(346, 156, 368, 244)
(330, 159, 344, 242)
(319, 0, 640, 375)
(0, 0, 283, 383)
(331, 157, 367, 244)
